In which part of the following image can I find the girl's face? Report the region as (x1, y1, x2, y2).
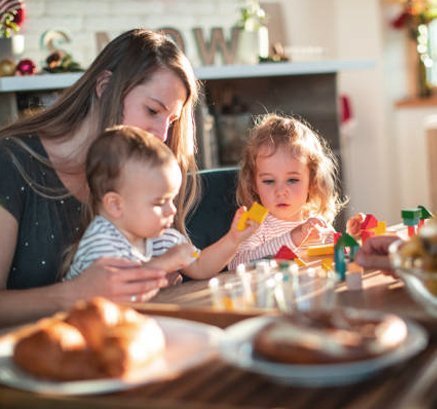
(116, 159, 182, 244)
(255, 146, 310, 222)
(122, 67, 187, 143)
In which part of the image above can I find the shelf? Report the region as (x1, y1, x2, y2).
(195, 60, 374, 80)
(0, 60, 374, 93)
(395, 95, 437, 108)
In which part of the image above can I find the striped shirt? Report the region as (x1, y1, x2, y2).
(228, 214, 303, 271)
(65, 215, 186, 280)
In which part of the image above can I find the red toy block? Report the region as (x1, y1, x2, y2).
(333, 232, 342, 245)
(275, 245, 298, 260)
(360, 229, 375, 243)
(361, 214, 378, 229)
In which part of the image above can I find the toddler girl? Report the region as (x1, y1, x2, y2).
(229, 113, 343, 270)
(64, 126, 257, 292)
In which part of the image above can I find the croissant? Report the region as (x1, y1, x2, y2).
(13, 297, 165, 381)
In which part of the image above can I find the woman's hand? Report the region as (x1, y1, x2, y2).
(290, 217, 332, 247)
(69, 257, 168, 303)
(354, 235, 399, 276)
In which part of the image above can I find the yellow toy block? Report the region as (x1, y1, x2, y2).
(374, 221, 386, 235)
(236, 212, 249, 231)
(237, 202, 268, 231)
(306, 243, 334, 257)
(321, 258, 333, 271)
(294, 257, 307, 267)
(247, 202, 269, 224)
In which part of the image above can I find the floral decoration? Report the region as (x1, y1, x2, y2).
(237, 0, 266, 31)
(391, 0, 437, 38)
(0, 0, 25, 38)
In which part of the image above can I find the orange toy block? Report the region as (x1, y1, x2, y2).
(237, 202, 269, 231)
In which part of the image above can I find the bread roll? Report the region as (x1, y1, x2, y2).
(13, 298, 165, 380)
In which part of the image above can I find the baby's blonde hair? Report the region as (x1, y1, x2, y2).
(236, 113, 343, 224)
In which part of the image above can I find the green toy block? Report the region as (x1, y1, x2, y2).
(401, 208, 421, 220)
(335, 232, 359, 248)
(418, 205, 433, 220)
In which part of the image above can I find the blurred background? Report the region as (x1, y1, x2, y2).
(1, 0, 436, 227)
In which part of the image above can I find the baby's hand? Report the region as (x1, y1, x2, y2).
(346, 212, 366, 238)
(146, 243, 199, 273)
(229, 206, 260, 244)
(290, 217, 331, 247)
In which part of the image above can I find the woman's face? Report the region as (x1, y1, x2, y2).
(122, 67, 187, 142)
(255, 146, 310, 222)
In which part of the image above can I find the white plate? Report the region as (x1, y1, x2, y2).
(219, 310, 428, 387)
(0, 316, 223, 395)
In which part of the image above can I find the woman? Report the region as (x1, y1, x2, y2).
(0, 29, 200, 326)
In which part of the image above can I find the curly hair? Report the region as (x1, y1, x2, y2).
(236, 113, 344, 224)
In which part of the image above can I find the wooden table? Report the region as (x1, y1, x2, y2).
(0, 270, 436, 409)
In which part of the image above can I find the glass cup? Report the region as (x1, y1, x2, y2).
(208, 274, 251, 311)
(273, 266, 338, 313)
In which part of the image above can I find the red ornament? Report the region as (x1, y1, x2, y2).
(16, 59, 36, 76)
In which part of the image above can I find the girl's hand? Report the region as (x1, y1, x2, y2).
(290, 217, 331, 247)
(346, 212, 366, 238)
(69, 257, 168, 303)
(228, 207, 260, 245)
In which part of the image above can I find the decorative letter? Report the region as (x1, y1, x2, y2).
(193, 27, 239, 65)
(158, 27, 185, 52)
(95, 32, 110, 54)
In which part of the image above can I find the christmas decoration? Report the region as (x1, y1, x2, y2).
(16, 57, 35, 75)
(0, 0, 25, 38)
(0, 57, 15, 75)
(42, 50, 83, 73)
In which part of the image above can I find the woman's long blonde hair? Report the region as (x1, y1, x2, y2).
(237, 113, 344, 224)
(0, 29, 200, 234)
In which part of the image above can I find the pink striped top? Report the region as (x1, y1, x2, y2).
(228, 214, 303, 271)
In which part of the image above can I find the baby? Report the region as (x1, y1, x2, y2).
(64, 125, 258, 287)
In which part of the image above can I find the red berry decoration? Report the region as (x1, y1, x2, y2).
(16, 58, 36, 76)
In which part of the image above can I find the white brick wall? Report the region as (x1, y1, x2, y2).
(18, 0, 239, 69)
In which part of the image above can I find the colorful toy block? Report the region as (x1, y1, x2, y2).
(360, 229, 374, 243)
(374, 221, 386, 235)
(321, 258, 333, 271)
(237, 202, 269, 231)
(401, 208, 422, 237)
(274, 245, 307, 267)
(418, 205, 433, 229)
(334, 245, 346, 281)
(306, 243, 334, 257)
(346, 262, 363, 291)
(361, 214, 378, 229)
(334, 232, 360, 280)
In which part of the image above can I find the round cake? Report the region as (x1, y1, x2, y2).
(253, 311, 408, 364)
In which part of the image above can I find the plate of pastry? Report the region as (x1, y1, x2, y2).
(219, 308, 428, 387)
(0, 298, 223, 395)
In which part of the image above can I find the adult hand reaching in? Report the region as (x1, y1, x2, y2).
(68, 257, 168, 304)
(354, 235, 400, 276)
